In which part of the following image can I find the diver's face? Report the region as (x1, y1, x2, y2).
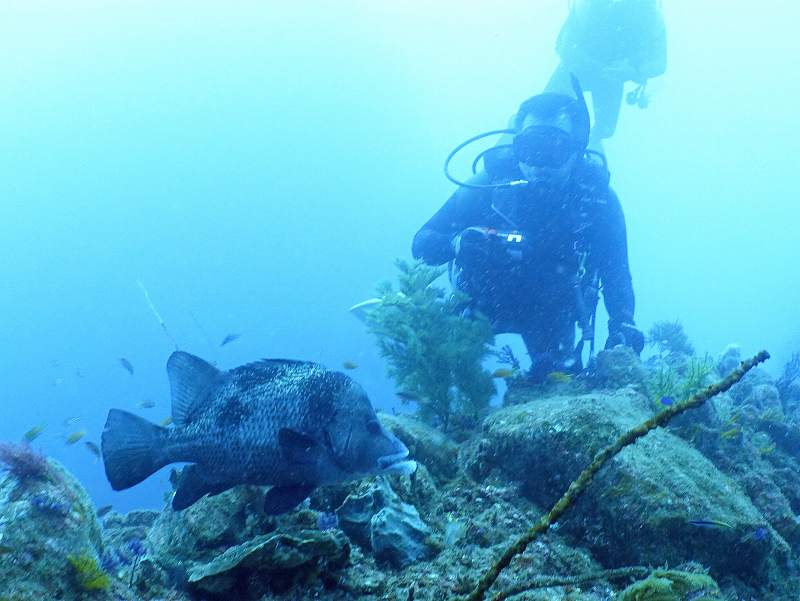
(516, 113, 578, 187)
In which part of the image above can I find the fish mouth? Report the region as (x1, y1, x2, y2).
(377, 449, 417, 476)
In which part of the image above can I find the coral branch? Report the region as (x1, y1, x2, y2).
(464, 350, 770, 601)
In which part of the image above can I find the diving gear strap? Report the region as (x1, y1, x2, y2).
(444, 129, 530, 190)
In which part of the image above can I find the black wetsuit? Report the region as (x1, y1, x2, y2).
(412, 149, 636, 375)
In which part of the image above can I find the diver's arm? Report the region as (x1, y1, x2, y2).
(412, 173, 492, 266)
(596, 190, 636, 327)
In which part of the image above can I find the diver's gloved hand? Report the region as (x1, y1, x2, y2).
(605, 321, 645, 355)
(452, 227, 502, 270)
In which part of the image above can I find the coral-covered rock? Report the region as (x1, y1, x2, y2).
(0, 449, 119, 600)
(370, 504, 436, 567)
(379, 413, 459, 482)
(337, 476, 439, 568)
(138, 482, 353, 598)
(187, 529, 349, 594)
(591, 347, 649, 390)
(463, 391, 789, 585)
(716, 344, 742, 376)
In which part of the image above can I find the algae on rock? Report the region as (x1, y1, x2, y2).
(365, 259, 495, 433)
(616, 569, 721, 601)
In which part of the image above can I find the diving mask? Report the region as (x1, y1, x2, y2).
(512, 125, 579, 168)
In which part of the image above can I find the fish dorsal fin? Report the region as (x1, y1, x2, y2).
(244, 358, 316, 370)
(166, 352, 221, 426)
(230, 358, 319, 380)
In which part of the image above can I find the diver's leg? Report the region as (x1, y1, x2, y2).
(522, 304, 577, 382)
(588, 79, 624, 150)
(545, 62, 575, 95)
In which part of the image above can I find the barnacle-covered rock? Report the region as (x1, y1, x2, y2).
(187, 528, 349, 594)
(591, 347, 649, 390)
(463, 390, 789, 587)
(378, 413, 459, 482)
(337, 476, 439, 568)
(370, 503, 436, 567)
(0, 451, 118, 600)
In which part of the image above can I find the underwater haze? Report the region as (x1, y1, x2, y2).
(1, 0, 798, 515)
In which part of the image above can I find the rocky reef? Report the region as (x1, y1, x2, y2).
(4, 343, 800, 600)
(0, 443, 138, 600)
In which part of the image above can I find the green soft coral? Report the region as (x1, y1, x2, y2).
(366, 259, 495, 433)
(616, 569, 721, 601)
(67, 553, 110, 592)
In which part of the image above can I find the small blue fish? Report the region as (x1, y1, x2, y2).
(660, 396, 674, 406)
(219, 333, 242, 347)
(119, 358, 134, 376)
(689, 519, 733, 529)
(748, 526, 769, 542)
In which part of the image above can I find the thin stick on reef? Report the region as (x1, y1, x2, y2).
(137, 280, 179, 351)
(464, 350, 770, 601)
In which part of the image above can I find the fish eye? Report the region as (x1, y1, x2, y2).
(366, 419, 381, 435)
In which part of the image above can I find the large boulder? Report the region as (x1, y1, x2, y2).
(140, 483, 349, 598)
(336, 476, 439, 567)
(378, 413, 460, 482)
(463, 391, 789, 585)
(187, 528, 349, 594)
(0, 446, 124, 600)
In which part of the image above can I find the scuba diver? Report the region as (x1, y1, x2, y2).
(546, 0, 667, 151)
(412, 79, 644, 382)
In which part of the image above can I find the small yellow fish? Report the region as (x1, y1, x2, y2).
(65, 430, 87, 445)
(720, 427, 741, 440)
(137, 399, 156, 409)
(342, 361, 359, 370)
(547, 371, 572, 384)
(23, 425, 45, 443)
(159, 416, 173, 427)
(492, 368, 517, 379)
(758, 443, 776, 456)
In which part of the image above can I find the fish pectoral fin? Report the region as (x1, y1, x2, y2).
(171, 465, 234, 511)
(263, 484, 315, 515)
(278, 428, 317, 464)
(166, 351, 222, 427)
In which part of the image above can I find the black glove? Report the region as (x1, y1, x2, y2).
(452, 227, 502, 270)
(605, 321, 645, 355)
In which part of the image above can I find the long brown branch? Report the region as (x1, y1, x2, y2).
(464, 350, 770, 601)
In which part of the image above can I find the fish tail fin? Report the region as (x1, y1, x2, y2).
(101, 409, 170, 490)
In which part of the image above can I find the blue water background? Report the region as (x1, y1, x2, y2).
(0, 1, 797, 511)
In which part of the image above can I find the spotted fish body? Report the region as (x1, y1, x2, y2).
(102, 352, 414, 513)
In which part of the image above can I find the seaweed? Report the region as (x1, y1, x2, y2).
(645, 355, 713, 410)
(67, 553, 111, 592)
(0, 442, 52, 484)
(616, 569, 721, 601)
(647, 320, 695, 356)
(365, 260, 495, 434)
(679, 355, 714, 398)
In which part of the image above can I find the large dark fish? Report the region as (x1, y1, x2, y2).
(101, 351, 415, 514)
